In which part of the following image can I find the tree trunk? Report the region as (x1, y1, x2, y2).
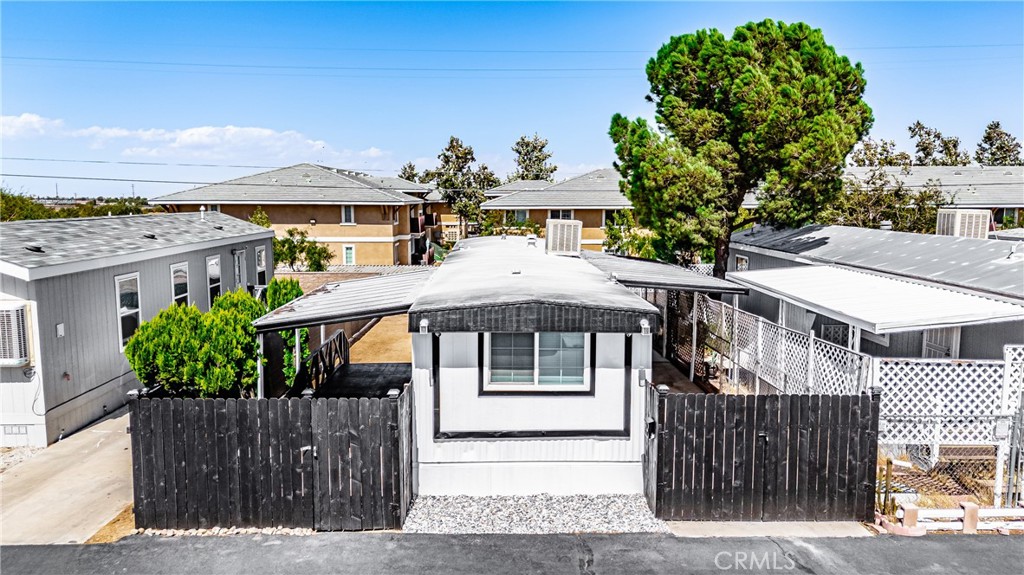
(713, 233, 730, 279)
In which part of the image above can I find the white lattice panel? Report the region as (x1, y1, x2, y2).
(1004, 344, 1024, 413)
(812, 338, 867, 395)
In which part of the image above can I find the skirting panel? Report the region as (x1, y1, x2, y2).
(417, 461, 643, 496)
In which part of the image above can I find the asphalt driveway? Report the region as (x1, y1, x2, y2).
(3, 533, 1021, 575)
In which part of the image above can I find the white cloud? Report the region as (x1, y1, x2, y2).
(1, 113, 64, 138)
(359, 146, 386, 158)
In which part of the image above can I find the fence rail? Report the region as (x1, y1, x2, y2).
(128, 393, 410, 531)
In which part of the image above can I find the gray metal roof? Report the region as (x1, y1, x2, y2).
(253, 267, 435, 332)
(580, 251, 746, 294)
(990, 228, 1024, 242)
(731, 225, 1024, 302)
(0, 212, 273, 280)
(481, 168, 631, 210)
(151, 163, 423, 206)
(484, 179, 552, 197)
(408, 236, 658, 333)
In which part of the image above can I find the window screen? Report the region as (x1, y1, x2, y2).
(489, 333, 535, 384)
(538, 332, 585, 385)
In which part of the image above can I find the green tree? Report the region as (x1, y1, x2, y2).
(397, 162, 420, 182)
(603, 210, 658, 259)
(248, 205, 272, 228)
(975, 121, 1023, 166)
(850, 139, 912, 167)
(274, 228, 308, 271)
(1, 189, 57, 221)
(908, 121, 971, 166)
(424, 136, 487, 236)
(303, 242, 334, 271)
(124, 303, 205, 395)
(610, 20, 872, 276)
(818, 165, 948, 233)
(509, 134, 557, 182)
(266, 278, 309, 387)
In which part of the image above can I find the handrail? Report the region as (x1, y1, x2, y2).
(303, 329, 349, 391)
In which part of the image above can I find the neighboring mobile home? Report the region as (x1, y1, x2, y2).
(152, 163, 438, 265)
(480, 169, 631, 251)
(727, 225, 1024, 360)
(0, 213, 274, 446)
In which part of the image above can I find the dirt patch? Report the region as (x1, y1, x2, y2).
(86, 504, 136, 544)
(349, 315, 411, 364)
(0, 446, 43, 475)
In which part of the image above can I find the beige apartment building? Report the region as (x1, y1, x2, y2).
(153, 163, 441, 266)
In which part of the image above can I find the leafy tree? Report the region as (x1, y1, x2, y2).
(423, 136, 488, 236)
(908, 121, 970, 166)
(975, 121, 1023, 166)
(603, 210, 658, 259)
(124, 303, 205, 395)
(303, 242, 334, 271)
(1, 189, 57, 221)
(274, 228, 309, 271)
(397, 162, 420, 182)
(849, 139, 912, 167)
(248, 205, 272, 228)
(266, 278, 309, 387)
(818, 165, 948, 233)
(509, 134, 557, 182)
(610, 20, 872, 277)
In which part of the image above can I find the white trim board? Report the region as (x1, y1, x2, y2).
(306, 236, 412, 243)
(0, 231, 274, 282)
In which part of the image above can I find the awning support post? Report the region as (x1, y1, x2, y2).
(807, 329, 816, 391)
(689, 293, 699, 383)
(294, 328, 302, 377)
(852, 326, 862, 353)
(754, 316, 762, 395)
(257, 332, 265, 399)
(320, 324, 326, 347)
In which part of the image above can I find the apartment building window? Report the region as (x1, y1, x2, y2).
(255, 246, 267, 285)
(513, 209, 529, 223)
(549, 209, 573, 220)
(341, 205, 355, 224)
(604, 209, 627, 227)
(170, 262, 189, 306)
(343, 245, 356, 265)
(207, 255, 221, 305)
(115, 272, 141, 350)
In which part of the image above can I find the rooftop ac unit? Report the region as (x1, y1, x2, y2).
(936, 208, 991, 239)
(0, 302, 31, 368)
(545, 219, 583, 256)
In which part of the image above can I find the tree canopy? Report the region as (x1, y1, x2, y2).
(975, 121, 1023, 166)
(849, 138, 911, 167)
(610, 20, 872, 276)
(908, 121, 971, 166)
(818, 165, 947, 233)
(422, 136, 491, 235)
(397, 161, 421, 182)
(509, 134, 558, 182)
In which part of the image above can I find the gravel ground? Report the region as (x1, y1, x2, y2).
(403, 494, 670, 534)
(0, 447, 42, 474)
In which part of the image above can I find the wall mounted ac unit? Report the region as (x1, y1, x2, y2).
(545, 219, 583, 255)
(936, 208, 991, 239)
(0, 302, 31, 367)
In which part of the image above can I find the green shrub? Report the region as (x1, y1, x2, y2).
(125, 303, 205, 395)
(266, 278, 309, 386)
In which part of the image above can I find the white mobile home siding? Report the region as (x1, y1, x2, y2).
(0, 237, 273, 446)
(411, 332, 652, 496)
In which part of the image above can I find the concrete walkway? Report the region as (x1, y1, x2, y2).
(668, 521, 874, 538)
(1, 410, 132, 545)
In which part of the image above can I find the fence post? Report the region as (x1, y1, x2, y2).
(807, 330, 816, 391)
(754, 317, 762, 395)
(257, 333, 265, 399)
(960, 502, 979, 534)
(995, 442, 1008, 508)
(689, 293, 700, 383)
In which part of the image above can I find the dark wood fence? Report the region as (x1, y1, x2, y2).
(129, 393, 410, 531)
(652, 391, 880, 522)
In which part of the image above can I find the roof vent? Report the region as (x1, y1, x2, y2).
(526, 234, 538, 247)
(545, 219, 583, 256)
(24, 245, 44, 254)
(511, 269, 522, 275)
(213, 225, 224, 230)
(143, 233, 157, 240)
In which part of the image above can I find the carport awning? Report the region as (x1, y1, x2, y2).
(580, 251, 746, 294)
(254, 267, 434, 333)
(726, 265, 1024, 334)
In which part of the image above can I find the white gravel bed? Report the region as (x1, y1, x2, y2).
(140, 526, 315, 537)
(0, 447, 43, 474)
(402, 494, 670, 534)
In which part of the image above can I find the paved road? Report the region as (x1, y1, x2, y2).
(1, 410, 132, 545)
(3, 533, 1021, 575)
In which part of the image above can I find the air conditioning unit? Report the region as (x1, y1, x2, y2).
(0, 302, 31, 367)
(936, 209, 991, 239)
(545, 219, 583, 255)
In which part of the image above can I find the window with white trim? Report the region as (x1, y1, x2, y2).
(340, 205, 355, 224)
(343, 245, 356, 265)
(486, 332, 588, 390)
(549, 209, 573, 220)
(255, 246, 267, 285)
(513, 209, 529, 223)
(735, 255, 749, 272)
(170, 262, 189, 306)
(115, 273, 141, 350)
(233, 249, 247, 287)
(603, 209, 626, 227)
(207, 255, 221, 305)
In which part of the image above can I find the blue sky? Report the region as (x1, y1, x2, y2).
(2, 1, 1022, 198)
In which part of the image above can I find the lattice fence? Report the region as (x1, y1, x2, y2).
(687, 263, 714, 276)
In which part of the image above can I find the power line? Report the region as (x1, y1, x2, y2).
(2, 157, 287, 170)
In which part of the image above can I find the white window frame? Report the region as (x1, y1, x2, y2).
(735, 255, 749, 272)
(255, 246, 267, 285)
(233, 249, 247, 288)
(549, 209, 573, 221)
(206, 255, 222, 306)
(170, 261, 189, 306)
(115, 272, 141, 352)
(603, 209, 626, 227)
(206, 204, 220, 212)
(340, 205, 356, 225)
(343, 245, 356, 266)
(482, 332, 591, 392)
(513, 209, 529, 223)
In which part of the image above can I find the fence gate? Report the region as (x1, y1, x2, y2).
(653, 392, 880, 522)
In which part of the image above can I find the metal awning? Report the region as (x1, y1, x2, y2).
(580, 251, 747, 294)
(253, 267, 434, 333)
(727, 265, 1024, 334)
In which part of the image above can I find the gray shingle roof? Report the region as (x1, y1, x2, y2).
(731, 224, 1024, 302)
(481, 168, 631, 210)
(150, 163, 423, 206)
(485, 179, 553, 197)
(0, 212, 273, 277)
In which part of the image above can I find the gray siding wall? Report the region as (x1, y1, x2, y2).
(960, 321, 1024, 360)
(3, 236, 273, 445)
(730, 248, 805, 323)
